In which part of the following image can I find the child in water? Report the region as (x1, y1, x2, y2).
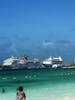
(16, 86, 26, 100)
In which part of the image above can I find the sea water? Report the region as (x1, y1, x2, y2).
(0, 68, 75, 100)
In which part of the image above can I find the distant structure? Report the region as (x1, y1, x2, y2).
(2, 54, 63, 69)
(22, 54, 28, 60)
(42, 56, 63, 68)
(42, 57, 52, 67)
(73, 59, 75, 65)
(2, 56, 18, 66)
(1, 54, 41, 69)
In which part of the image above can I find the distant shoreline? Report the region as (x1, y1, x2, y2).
(0, 65, 75, 71)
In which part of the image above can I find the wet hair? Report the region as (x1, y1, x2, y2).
(18, 86, 23, 91)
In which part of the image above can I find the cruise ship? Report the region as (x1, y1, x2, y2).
(42, 57, 52, 67)
(42, 56, 63, 68)
(1, 55, 42, 69)
(2, 56, 18, 66)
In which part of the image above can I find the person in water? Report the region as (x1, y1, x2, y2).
(16, 86, 26, 100)
(2, 88, 5, 93)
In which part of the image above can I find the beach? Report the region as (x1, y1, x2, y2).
(0, 68, 75, 100)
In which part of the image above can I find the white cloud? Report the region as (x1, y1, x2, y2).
(9, 43, 17, 53)
(42, 41, 55, 48)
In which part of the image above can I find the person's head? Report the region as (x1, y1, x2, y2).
(2, 88, 5, 93)
(18, 86, 23, 92)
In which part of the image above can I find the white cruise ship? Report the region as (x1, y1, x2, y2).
(52, 56, 63, 62)
(2, 55, 41, 69)
(42, 57, 52, 67)
(42, 56, 63, 68)
(2, 56, 18, 66)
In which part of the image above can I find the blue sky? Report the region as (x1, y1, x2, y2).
(0, 0, 75, 64)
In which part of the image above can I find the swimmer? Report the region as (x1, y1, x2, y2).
(16, 86, 26, 100)
(2, 88, 5, 93)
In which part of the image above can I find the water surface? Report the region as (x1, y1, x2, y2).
(0, 68, 75, 100)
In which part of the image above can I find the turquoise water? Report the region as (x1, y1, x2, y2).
(0, 68, 75, 100)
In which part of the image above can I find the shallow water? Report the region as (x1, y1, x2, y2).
(0, 68, 75, 100)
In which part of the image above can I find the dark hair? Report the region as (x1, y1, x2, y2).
(18, 86, 23, 91)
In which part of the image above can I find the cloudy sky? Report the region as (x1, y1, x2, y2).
(0, 0, 75, 64)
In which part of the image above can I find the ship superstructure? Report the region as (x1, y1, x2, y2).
(42, 56, 63, 68)
(2, 56, 18, 66)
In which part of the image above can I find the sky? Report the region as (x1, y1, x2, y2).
(0, 0, 75, 64)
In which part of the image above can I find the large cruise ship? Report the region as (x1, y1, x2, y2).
(1, 55, 42, 69)
(42, 57, 52, 67)
(42, 56, 63, 68)
(2, 56, 18, 66)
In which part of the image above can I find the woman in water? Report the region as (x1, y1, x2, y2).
(16, 86, 26, 100)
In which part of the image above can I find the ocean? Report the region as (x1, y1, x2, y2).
(0, 68, 75, 100)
